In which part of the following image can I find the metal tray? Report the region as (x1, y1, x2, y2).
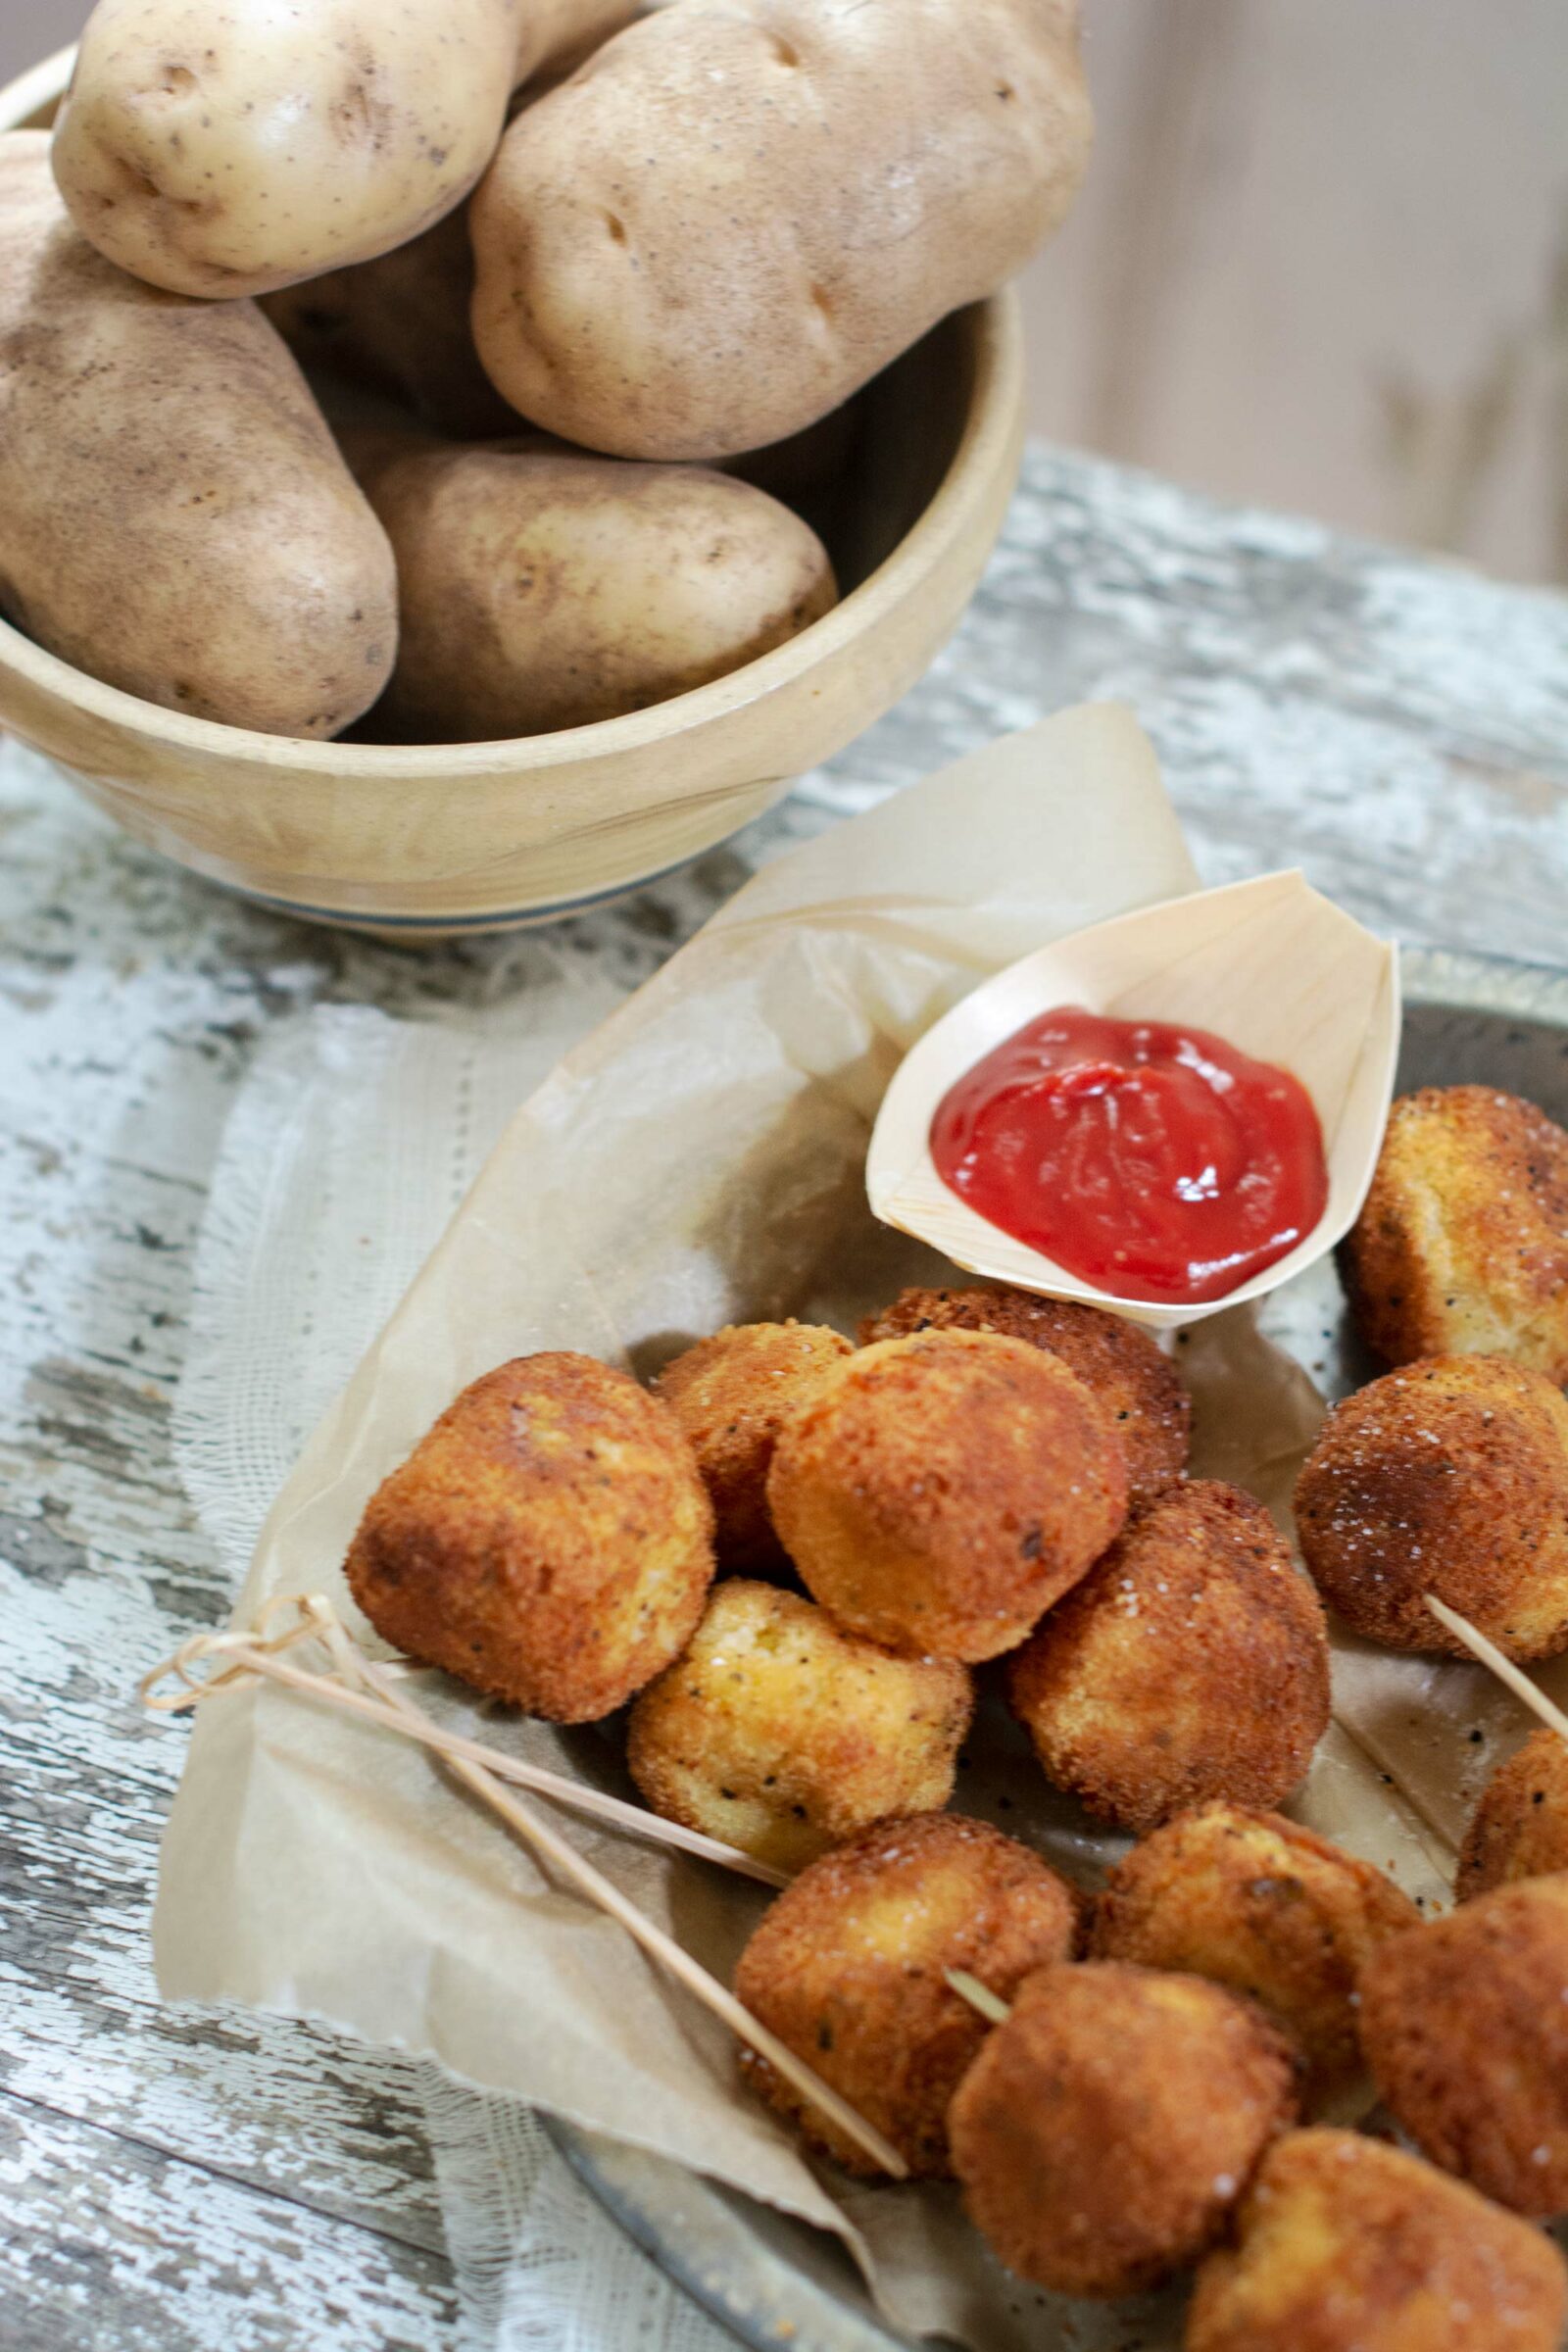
(552, 943, 1568, 2352)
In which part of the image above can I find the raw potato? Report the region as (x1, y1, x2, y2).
(345, 431, 838, 741)
(470, 0, 1093, 461)
(0, 134, 397, 739)
(51, 0, 638, 300)
(261, 205, 514, 439)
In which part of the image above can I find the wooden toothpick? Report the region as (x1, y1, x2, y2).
(141, 1593, 908, 2180)
(944, 1968, 1012, 2026)
(142, 1606, 789, 1889)
(1425, 1592, 1568, 1746)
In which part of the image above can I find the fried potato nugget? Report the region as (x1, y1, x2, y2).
(734, 1814, 1078, 2178)
(1091, 1804, 1419, 2103)
(767, 1330, 1127, 1661)
(1458, 1729, 1568, 1900)
(652, 1321, 852, 1573)
(949, 1960, 1298, 2297)
(858, 1283, 1190, 1509)
(626, 1580, 972, 1872)
(346, 1353, 714, 1723)
(1187, 2128, 1568, 2352)
(1341, 1086, 1568, 1381)
(1005, 1483, 1330, 1833)
(1357, 1874, 1568, 2218)
(1295, 1355, 1568, 1659)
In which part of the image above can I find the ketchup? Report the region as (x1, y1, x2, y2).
(929, 1005, 1328, 1305)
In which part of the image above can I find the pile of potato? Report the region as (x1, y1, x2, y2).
(0, 0, 1092, 743)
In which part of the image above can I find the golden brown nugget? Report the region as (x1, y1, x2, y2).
(1092, 1804, 1419, 2105)
(1186, 2128, 1568, 2352)
(859, 1282, 1190, 1510)
(767, 1329, 1127, 1661)
(626, 1581, 972, 1873)
(734, 1814, 1077, 2178)
(1341, 1086, 1568, 1381)
(652, 1322, 852, 1573)
(346, 1352, 713, 1723)
(1357, 1874, 1568, 2218)
(1006, 1483, 1330, 1834)
(1295, 1355, 1568, 1659)
(948, 1960, 1298, 2298)
(1458, 1729, 1568, 1900)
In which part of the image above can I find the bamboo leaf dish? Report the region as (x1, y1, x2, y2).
(865, 870, 1401, 1332)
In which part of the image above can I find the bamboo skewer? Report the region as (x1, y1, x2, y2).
(141, 1607, 789, 1890)
(944, 1969, 1012, 2026)
(140, 1593, 907, 2181)
(1424, 1592, 1568, 1747)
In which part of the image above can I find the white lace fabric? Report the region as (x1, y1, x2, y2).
(173, 992, 733, 2352)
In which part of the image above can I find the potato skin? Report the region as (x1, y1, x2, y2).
(1341, 1087, 1568, 1381)
(1458, 1729, 1568, 1901)
(345, 432, 837, 741)
(859, 1283, 1190, 1511)
(261, 205, 514, 439)
(652, 1323, 853, 1575)
(627, 1580, 972, 1872)
(734, 1813, 1078, 2177)
(1187, 2128, 1568, 2352)
(1091, 1803, 1419, 2104)
(51, 0, 638, 300)
(1006, 1483, 1331, 1834)
(345, 1352, 715, 1723)
(1357, 1875, 1568, 2218)
(470, 0, 1093, 460)
(949, 1961, 1298, 2298)
(1294, 1355, 1568, 1659)
(767, 1330, 1128, 1662)
(0, 135, 396, 738)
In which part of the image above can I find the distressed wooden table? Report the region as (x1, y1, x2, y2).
(4, 446, 1568, 2352)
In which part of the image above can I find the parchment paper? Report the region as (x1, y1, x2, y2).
(154, 702, 1465, 2348)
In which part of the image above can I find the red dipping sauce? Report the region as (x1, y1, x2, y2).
(930, 1005, 1329, 1305)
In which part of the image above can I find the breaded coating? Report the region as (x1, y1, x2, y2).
(1459, 1729, 1568, 1900)
(1357, 1874, 1568, 2218)
(626, 1581, 972, 1872)
(858, 1284, 1190, 1509)
(1295, 1354, 1568, 1659)
(1005, 1483, 1330, 1834)
(734, 1813, 1078, 2178)
(948, 1960, 1298, 2298)
(652, 1321, 853, 1573)
(1187, 2127, 1568, 2352)
(766, 1330, 1127, 1662)
(346, 1352, 714, 1723)
(1091, 1803, 1419, 2103)
(1341, 1086, 1568, 1381)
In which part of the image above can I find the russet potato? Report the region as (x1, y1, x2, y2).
(470, 0, 1092, 460)
(51, 0, 637, 299)
(260, 204, 514, 439)
(0, 134, 397, 738)
(345, 429, 837, 741)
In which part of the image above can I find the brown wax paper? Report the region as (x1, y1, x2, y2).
(155, 702, 1471, 2349)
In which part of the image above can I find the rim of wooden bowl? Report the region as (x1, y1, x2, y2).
(0, 43, 1024, 789)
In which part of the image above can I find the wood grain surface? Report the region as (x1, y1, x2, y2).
(3, 445, 1568, 2349)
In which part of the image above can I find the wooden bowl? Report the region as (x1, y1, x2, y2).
(0, 48, 1026, 937)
